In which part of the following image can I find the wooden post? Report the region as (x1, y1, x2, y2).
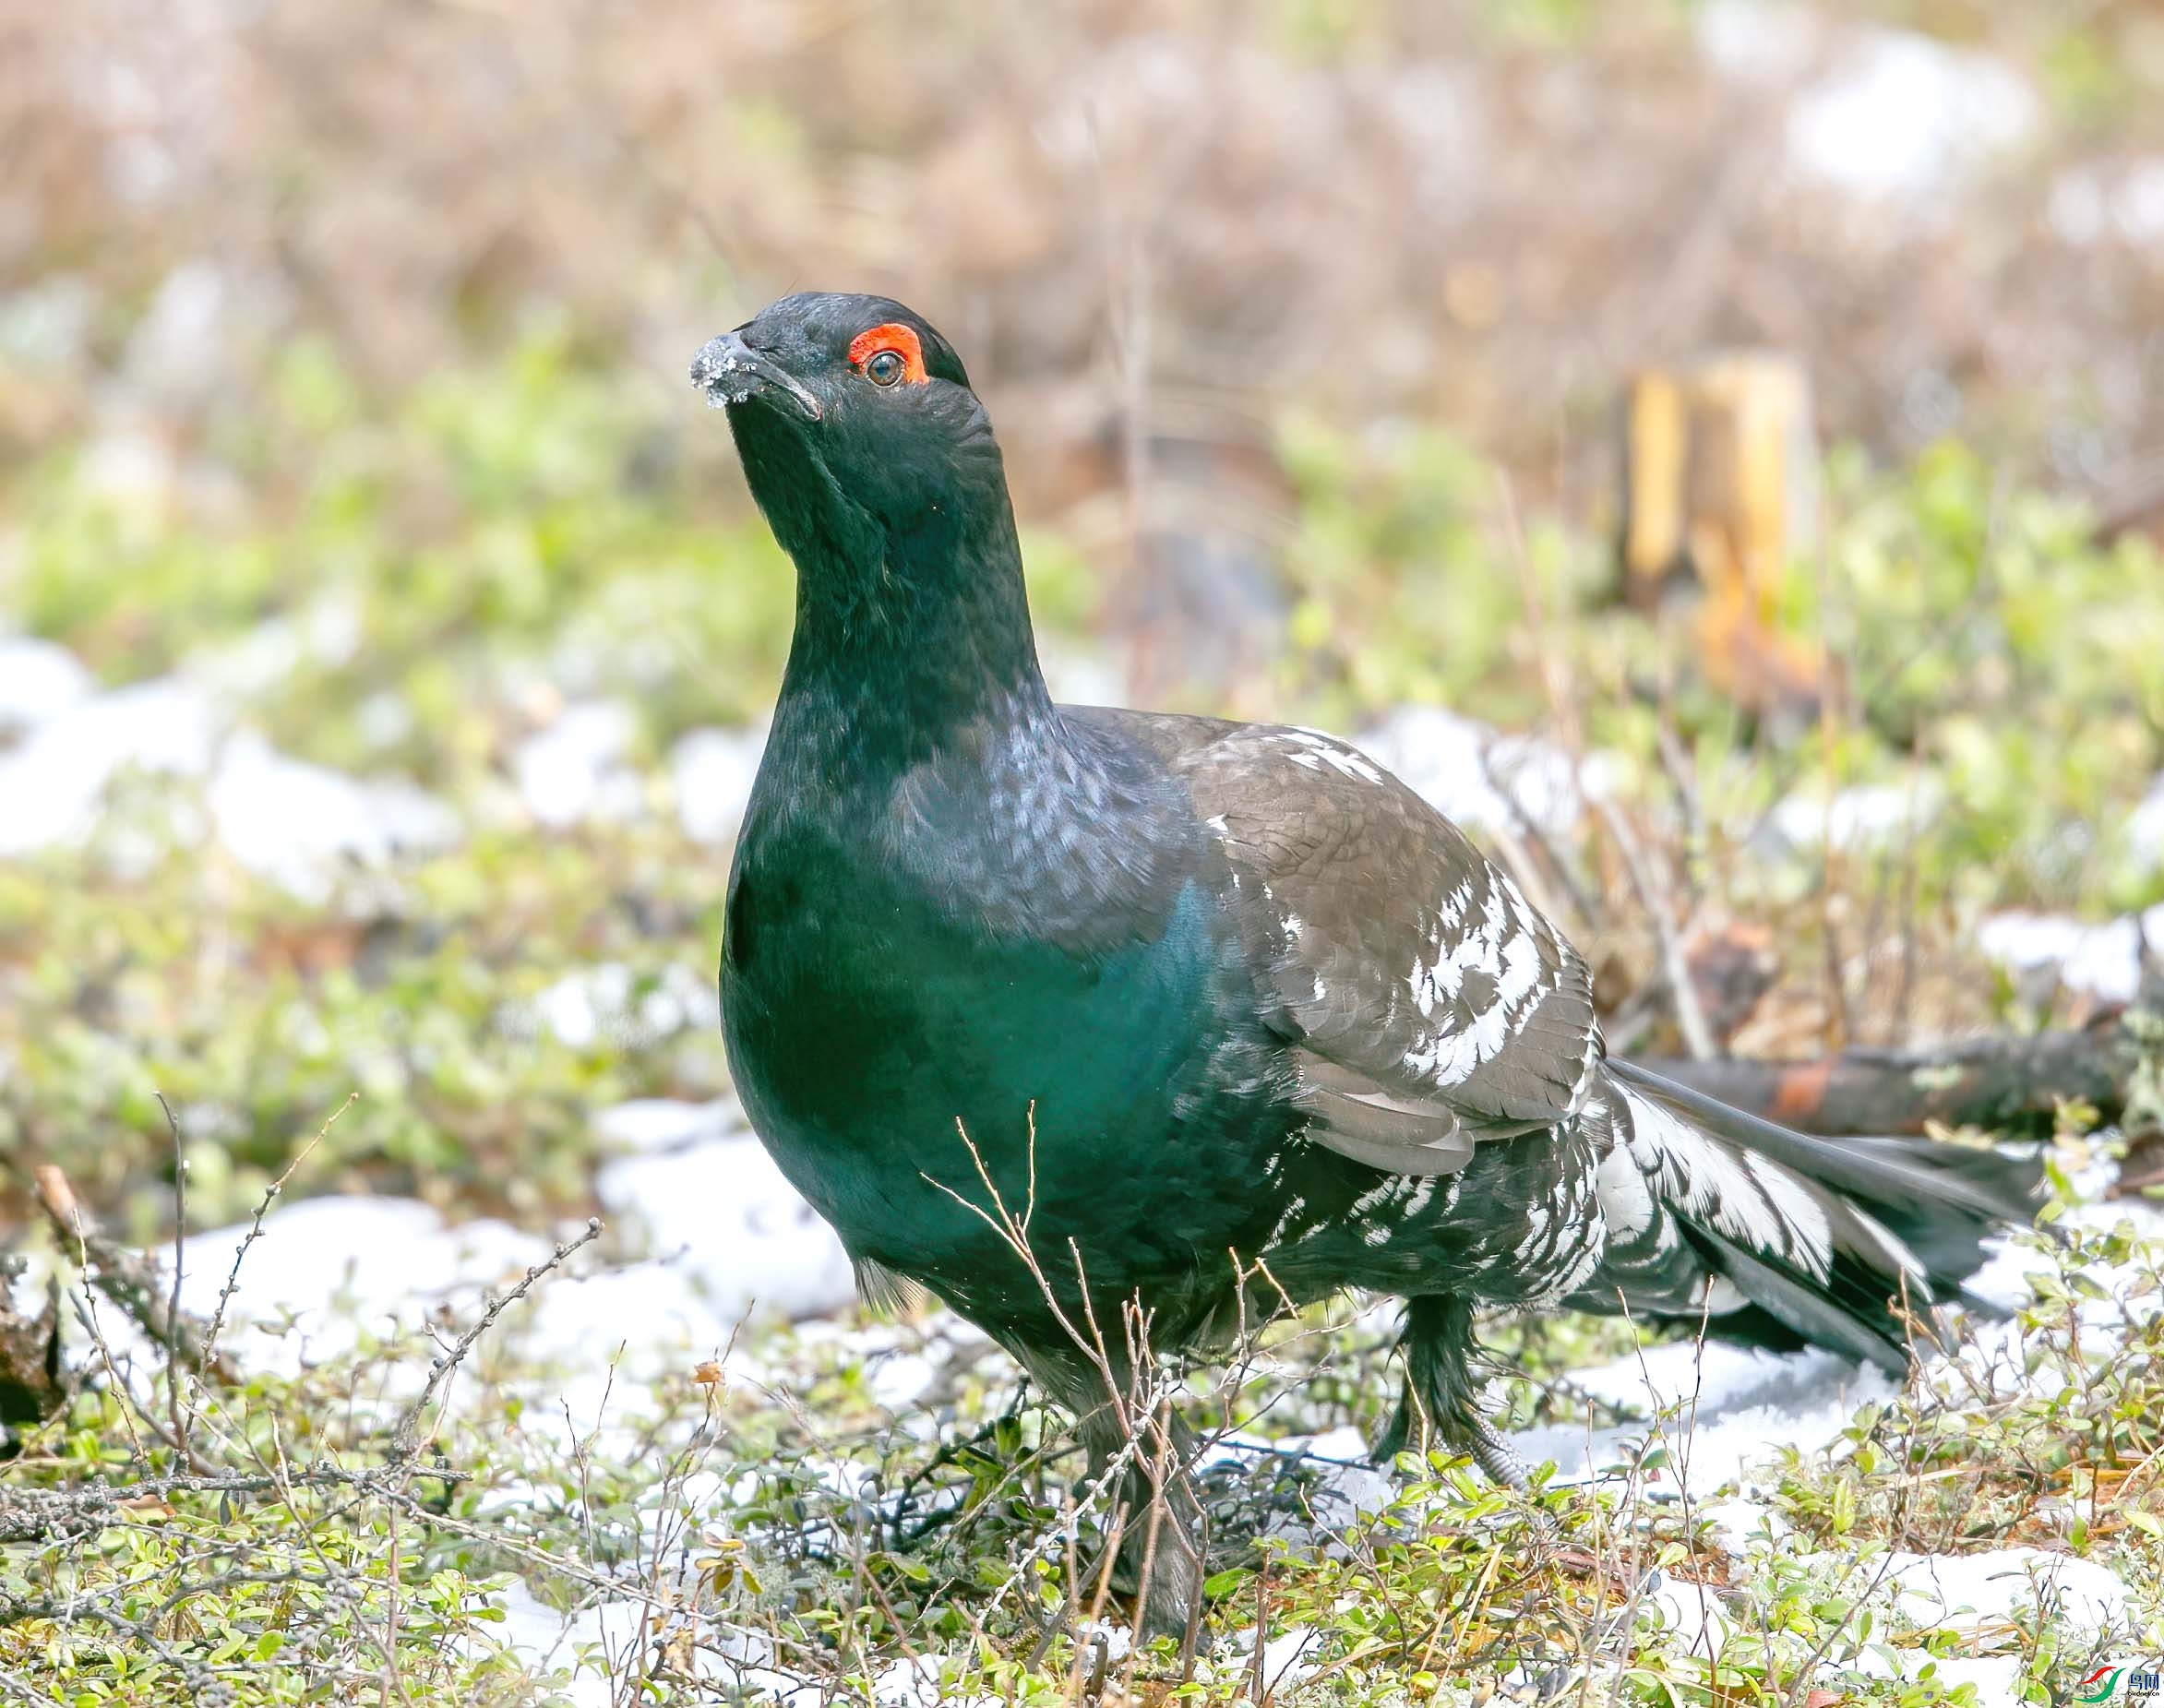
(1620, 352, 1823, 708)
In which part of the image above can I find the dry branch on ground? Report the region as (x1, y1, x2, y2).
(1635, 1015, 2148, 1141)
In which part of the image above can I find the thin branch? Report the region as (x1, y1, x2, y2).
(1596, 800, 1717, 1061)
(197, 1092, 356, 1383)
(389, 1217, 602, 1459)
(160, 1093, 190, 1468)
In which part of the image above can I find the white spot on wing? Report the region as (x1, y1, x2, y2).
(1261, 1194, 1309, 1250)
(1420, 1028, 1482, 1086)
(1512, 1202, 1552, 1261)
(1277, 728, 1387, 785)
(1594, 1143, 1656, 1242)
(1496, 929, 1543, 1009)
(1350, 1178, 1399, 1219)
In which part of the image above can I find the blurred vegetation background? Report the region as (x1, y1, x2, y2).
(7, 0, 2164, 1236)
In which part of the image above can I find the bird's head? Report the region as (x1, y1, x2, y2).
(691, 293, 1001, 564)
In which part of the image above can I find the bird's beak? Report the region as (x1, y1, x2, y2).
(690, 332, 823, 423)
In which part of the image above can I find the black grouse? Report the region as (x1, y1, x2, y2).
(693, 293, 2041, 1628)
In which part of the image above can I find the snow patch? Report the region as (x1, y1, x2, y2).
(594, 1102, 856, 1325)
(79, 429, 179, 509)
(1865, 1547, 2132, 1638)
(512, 1260, 743, 1383)
(1357, 705, 1590, 839)
(1694, 0, 1819, 83)
(1762, 779, 1942, 856)
(90, 1098, 856, 1410)
(1976, 906, 2164, 1005)
(594, 1096, 739, 1154)
(2051, 158, 2164, 248)
(124, 261, 240, 408)
(1788, 31, 2036, 200)
(0, 640, 458, 889)
(0, 276, 95, 369)
(171, 1196, 552, 1377)
(511, 962, 712, 1051)
(670, 723, 764, 845)
(1874, 1654, 2024, 1708)
(2125, 770, 2164, 866)
(209, 731, 460, 899)
(188, 595, 364, 698)
(1791, 29, 2036, 199)
(1225, 1621, 1323, 1696)
(484, 1580, 771, 1706)
(0, 676, 217, 854)
(515, 700, 644, 829)
(1509, 1339, 1897, 1500)
(485, 1580, 646, 1708)
(1700, 6, 2038, 200)
(0, 636, 94, 734)
(1646, 1573, 1737, 1660)
(1697, 1495, 1787, 1553)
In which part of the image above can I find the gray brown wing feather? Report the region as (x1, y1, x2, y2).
(1073, 708, 1603, 1175)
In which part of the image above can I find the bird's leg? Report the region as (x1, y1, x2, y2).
(1383, 1295, 1656, 1610)
(1023, 1343, 1207, 1643)
(1374, 1295, 1518, 1476)
(1376, 1391, 1532, 1487)
(1462, 1415, 1536, 1489)
(1079, 1397, 1206, 1641)
(1376, 1293, 1550, 1514)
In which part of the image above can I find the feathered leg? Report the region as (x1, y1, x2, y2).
(1015, 1342, 1207, 1641)
(1374, 1294, 1529, 1487)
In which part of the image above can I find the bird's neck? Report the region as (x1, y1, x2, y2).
(770, 497, 1058, 780)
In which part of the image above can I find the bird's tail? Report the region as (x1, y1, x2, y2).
(1572, 1058, 2047, 1372)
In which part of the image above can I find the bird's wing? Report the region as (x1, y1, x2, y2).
(1076, 709, 1602, 1176)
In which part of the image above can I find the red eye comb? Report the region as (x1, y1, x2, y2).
(849, 323, 928, 384)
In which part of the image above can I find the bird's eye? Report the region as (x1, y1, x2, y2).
(849, 323, 927, 388)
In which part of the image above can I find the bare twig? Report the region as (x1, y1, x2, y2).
(197, 1092, 357, 1385)
(1596, 800, 1717, 1061)
(160, 1094, 189, 1468)
(389, 1217, 602, 1459)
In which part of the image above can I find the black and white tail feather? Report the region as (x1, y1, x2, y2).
(1578, 1058, 2042, 1371)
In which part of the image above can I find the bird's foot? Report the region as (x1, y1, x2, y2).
(1370, 1396, 1530, 1490)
